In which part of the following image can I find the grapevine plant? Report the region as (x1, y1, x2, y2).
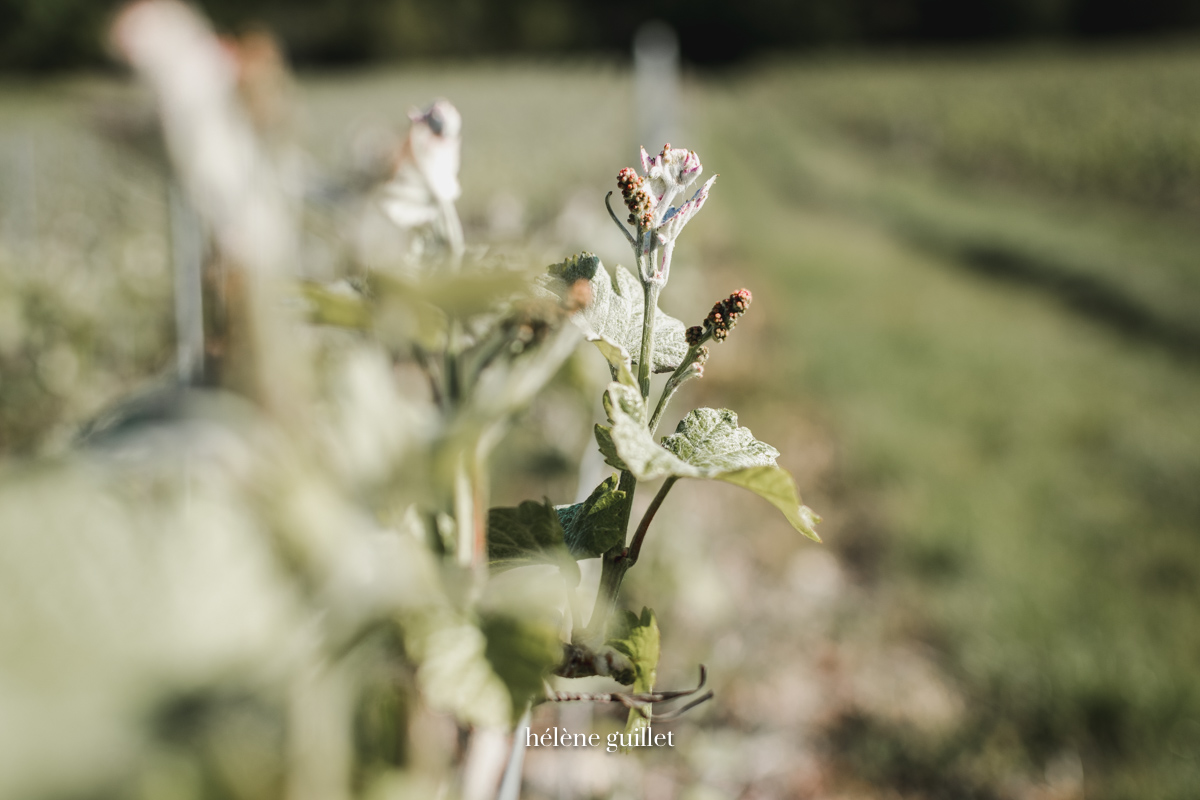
(523, 144, 822, 735)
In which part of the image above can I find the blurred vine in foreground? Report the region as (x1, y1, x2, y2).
(0, 2, 821, 798)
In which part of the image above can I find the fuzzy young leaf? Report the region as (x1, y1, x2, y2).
(603, 381, 647, 427)
(602, 381, 689, 481)
(486, 500, 581, 584)
(594, 424, 628, 472)
(607, 607, 660, 741)
(556, 475, 627, 558)
(606, 607, 659, 690)
(547, 255, 686, 373)
(603, 401, 821, 540)
(663, 409, 821, 540)
(587, 334, 637, 388)
(608, 418, 688, 481)
(660, 408, 780, 472)
(718, 466, 822, 542)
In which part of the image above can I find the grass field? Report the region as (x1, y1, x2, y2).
(699, 46, 1200, 798)
(3, 43, 1200, 799)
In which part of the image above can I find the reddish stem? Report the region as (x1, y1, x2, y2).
(627, 477, 678, 565)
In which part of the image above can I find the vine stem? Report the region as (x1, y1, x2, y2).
(649, 343, 704, 435)
(579, 474, 677, 645)
(638, 273, 660, 399)
(647, 385, 675, 436)
(582, 206, 665, 645)
(628, 477, 677, 565)
(581, 469, 636, 644)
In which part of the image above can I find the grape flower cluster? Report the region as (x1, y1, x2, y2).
(617, 167, 654, 229)
(686, 289, 752, 345)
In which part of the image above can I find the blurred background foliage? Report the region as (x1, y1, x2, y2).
(6, 0, 1200, 70)
(4, 4, 1200, 800)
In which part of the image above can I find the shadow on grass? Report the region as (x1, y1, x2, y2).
(950, 239, 1200, 363)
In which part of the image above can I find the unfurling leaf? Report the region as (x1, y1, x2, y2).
(602, 399, 821, 541)
(545, 255, 686, 373)
(601, 381, 683, 481)
(556, 475, 627, 558)
(594, 424, 628, 472)
(587, 333, 637, 388)
(607, 416, 687, 482)
(607, 607, 659, 690)
(486, 500, 580, 584)
(603, 381, 647, 427)
(607, 607, 660, 741)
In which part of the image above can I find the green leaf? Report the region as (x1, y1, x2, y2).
(594, 424, 628, 472)
(718, 466, 822, 542)
(603, 381, 647, 427)
(587, 334, 637, 388)
(607, 607, 660, 741)
(547, 254, 686, 373)
(299, 281, 371, 329)
(555, 475, 627, 558)
(480, 612, 564, 723)
(374, 268, 532, 320)
(608, 416, 689, 481)
(660, 407, 780, 472)
(602, 382, 687, 481)
(606, 607, 659, 691)
(603, 399, 822, 541)
(486, 500, 581, 584)
(547, 250, 602, 286)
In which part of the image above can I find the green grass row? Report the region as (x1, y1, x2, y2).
(753, 43, 1200, 215)
(705, 53, 1200, 798)
(723, 46, 1200, 356)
